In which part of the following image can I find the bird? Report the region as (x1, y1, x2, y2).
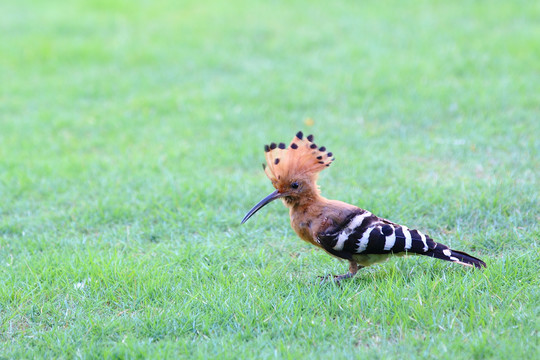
(241, 131, 486, 282)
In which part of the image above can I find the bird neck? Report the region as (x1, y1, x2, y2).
(284, 190, 332, 246)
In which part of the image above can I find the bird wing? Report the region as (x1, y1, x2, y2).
(317, 209, 436, 260)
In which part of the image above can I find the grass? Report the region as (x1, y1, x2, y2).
(0, 0, 539, 358)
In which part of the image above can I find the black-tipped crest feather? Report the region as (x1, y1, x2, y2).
(263, 131, 335, 186)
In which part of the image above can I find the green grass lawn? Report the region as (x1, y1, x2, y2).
(1, 0, 539, 358)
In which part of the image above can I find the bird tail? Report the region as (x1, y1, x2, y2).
(425, 244, 486, 269)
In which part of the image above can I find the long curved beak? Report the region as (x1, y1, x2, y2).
(241, 189, 282, 224)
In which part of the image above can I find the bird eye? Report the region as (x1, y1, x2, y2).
(291, 182, 299, 189)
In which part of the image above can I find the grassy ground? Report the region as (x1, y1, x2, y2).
(1, 0, 539, 358)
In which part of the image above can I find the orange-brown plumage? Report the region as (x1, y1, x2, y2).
(261, 132, 353, 248)
(242, 131, 486, 281)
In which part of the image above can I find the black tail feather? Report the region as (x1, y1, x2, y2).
(425, 244, 486, 269)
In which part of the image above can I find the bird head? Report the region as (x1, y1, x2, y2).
(241, 131, 334, 224)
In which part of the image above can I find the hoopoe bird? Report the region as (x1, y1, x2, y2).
(242, 131, 486, 281)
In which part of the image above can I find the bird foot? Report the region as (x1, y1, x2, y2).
(318, 272, 356, 285)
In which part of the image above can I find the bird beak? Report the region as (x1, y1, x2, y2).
(241, 189, 282, 224)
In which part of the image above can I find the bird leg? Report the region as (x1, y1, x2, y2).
(319, 261, 363, 284)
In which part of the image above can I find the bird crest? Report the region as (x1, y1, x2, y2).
(263, 131, 334, 188)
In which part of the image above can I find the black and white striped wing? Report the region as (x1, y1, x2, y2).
(317, 210, 435, 259)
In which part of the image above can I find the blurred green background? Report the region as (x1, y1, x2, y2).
(1, 0, 538, 358)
